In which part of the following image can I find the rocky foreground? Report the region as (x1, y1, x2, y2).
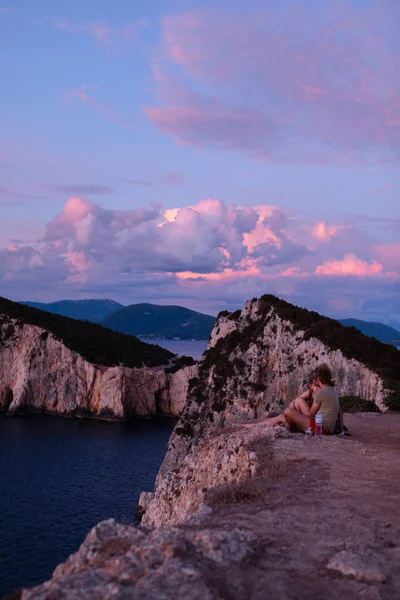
(17, 413, 400, 600)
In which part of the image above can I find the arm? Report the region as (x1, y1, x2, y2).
(289, 390, 311, 409)
(310, 401, 320, 417)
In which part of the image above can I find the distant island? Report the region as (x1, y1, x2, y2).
(338, 318, 400, 347)
(20, 299, 215, 340)
(19, 298, 400, 345)
(100, 303, 216, 340)
(22, 299, 123, 323)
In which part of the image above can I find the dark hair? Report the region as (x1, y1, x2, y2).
(305, 371, 318, 405)
(308, 370, 318, 386)
(315, 364, 335, 386)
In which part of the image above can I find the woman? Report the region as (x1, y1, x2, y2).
(241, 373, 320, 431)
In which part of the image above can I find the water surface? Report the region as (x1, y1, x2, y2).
(142, 339, 208, 360)
(0, 415, 175, 596)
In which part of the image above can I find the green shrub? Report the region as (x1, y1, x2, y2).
(165, 355, 196, 373)
(339, 395, 381, 413)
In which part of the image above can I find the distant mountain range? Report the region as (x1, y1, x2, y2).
(20, 299, 215, 340)
(338, 319, 400, 346)
(19, 299, 400, 345)
(101, 303, 215, 340)
(22, 299, 124, 323)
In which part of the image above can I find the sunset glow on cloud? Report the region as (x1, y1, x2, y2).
(1, 195, 398, 324)
(0, 0, 398, 327)
(148, 1, 400, 164)
(312, 222, 346, 242)
(315, 255, 383, 277)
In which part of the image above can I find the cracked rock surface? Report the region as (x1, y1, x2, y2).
(18, 413, 400, 600)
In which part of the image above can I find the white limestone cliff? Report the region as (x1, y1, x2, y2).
(0, 317, 196, 419)
(139, 297, 395, 527)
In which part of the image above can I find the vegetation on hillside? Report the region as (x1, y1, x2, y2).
(339, 396, 381, 413)
(255, 295, 399, 389)
(22, 299, 124, 323)
(0, 297, 174, 368)
(101, 303, 215, 340)
(338, 318, 400, 346)
(200, 295, 400, 415)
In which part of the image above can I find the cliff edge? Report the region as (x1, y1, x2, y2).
(8, 295, 400, 599)
(17, 413, 400, 600)
(140, 295, 399, 527)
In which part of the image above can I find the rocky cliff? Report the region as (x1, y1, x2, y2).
(19, 413, 400, 600)
(140, 295, 399, 527)
(0, 299, 196, 419)
(12, 295, 400, 600)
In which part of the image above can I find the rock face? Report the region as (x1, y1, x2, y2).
(21, 518, 256, 600)
(207, 299, 391, 414)
(140, 295, 398, 527)
(138, 426, 289, 528)
(0, 317, 196, 419)
(19, 413, 400, 600)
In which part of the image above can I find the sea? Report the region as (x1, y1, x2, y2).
(141, 338, 208, 360)
(0, 340, 208, 597)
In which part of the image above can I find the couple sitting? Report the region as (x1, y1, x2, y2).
(242, 364, 343, 435)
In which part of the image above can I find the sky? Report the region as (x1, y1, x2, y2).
(0, 0, 399, 327)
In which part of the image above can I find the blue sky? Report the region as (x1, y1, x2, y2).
(0, 0, 399, 326)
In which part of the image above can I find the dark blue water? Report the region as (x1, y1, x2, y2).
(0, 415, 176, 597)
(141, 339, 208, 360)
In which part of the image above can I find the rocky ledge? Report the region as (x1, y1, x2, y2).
(17, 413, 400, 600)
(141, 295, 399, 527)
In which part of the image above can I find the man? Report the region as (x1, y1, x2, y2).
(281, 365, 340, 435)
(241, 364, 341, 435)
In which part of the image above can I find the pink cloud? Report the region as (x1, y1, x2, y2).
(242, 206, 282, 252)
(64, 251, 92, 283)
(5, 198, 397, 287)
(146, 2, 400, 164)
(373, 244, 400, 271)
(278, 267, 306, 278)
(315, 254, 383, 277)
(312, 221, 347, 242)
(1, 197, 398, 326)
(62, 197, 93, 223)
(146, 103, 276, 156)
